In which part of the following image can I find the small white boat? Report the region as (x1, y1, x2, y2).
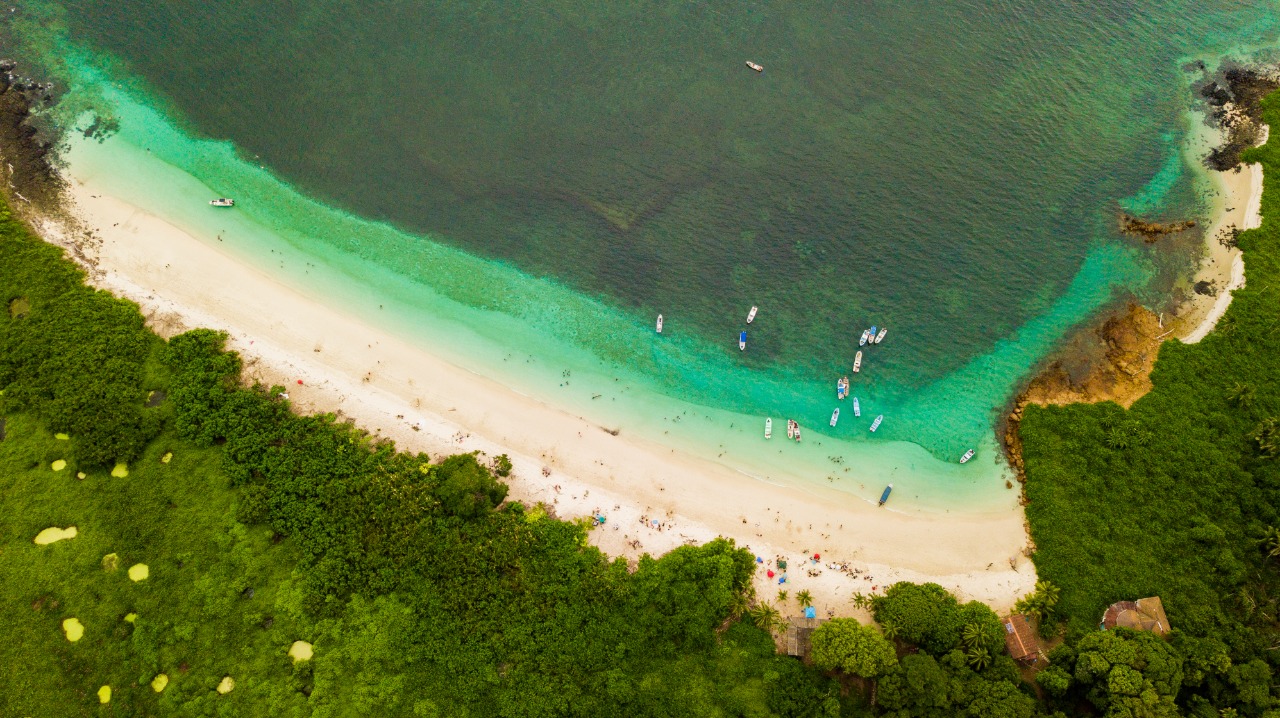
(853, 351, 863, 373)
(747, 306, 758, 323)
(869, 414, 883, 432)
(960, 448, 975, 464)
(765, 417, 773, 439)
(786, 420, 796, 440)
(853, 397, 861, 417)
(859, 329, 869, 347)
(209, 198, 235, 207)
(746, 61, 764, 72)
(830, 408, 840, 427)
(739, 330, 747, 351)
(656, 314, 664, 333)
(875, 327, 888, 344)
(794, 425, 801, 442)
(837, 376, 848, 400)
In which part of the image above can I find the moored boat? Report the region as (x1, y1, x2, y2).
(765, 417, 773, 439)
(878, 483, 893, 506)
(746, 61, 764, 72)
(859, 329, 869, 346)
(853, 397, 861, 417)
(837, 376, 848, 400)
(739, 330, 747, 351)
(853, 351, 863, 373)
(794, 425, 801, 442)
(786, 420, 796, 440)
(869, 325, 878, 341)
(747, 306, 758, 323)
(830, 408, 839, 427)
(656, 314, 664, 333)
(875, 327, 887, 344)
(960, 448, 975, 464)
(869, 414, 883, 432)
(209, 198, 235, 207)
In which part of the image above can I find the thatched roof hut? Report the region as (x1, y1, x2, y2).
(1002, 614, 1040, 663)
(1101, 596, 1170, 636)
(780, 616, 827, 659)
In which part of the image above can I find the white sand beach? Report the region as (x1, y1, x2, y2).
(36, 169, 1039, 619)
(1180, 127, 1266, 344)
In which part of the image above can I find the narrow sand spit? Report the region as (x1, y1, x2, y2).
(35, 169, 1038, 617)
(1181, 127, 1267, 344)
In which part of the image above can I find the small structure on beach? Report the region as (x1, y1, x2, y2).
(780, 616, 828, 659)
(1101, 596, 1170, 636)
(1002, 614, 1041, 664)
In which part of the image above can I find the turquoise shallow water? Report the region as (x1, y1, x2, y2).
(7, 2, 1280, 509)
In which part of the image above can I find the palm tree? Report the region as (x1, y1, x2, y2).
(1229, 383, 1256, 409)
(1035, 580, 1061, 610)
(850, 592, 870, 610)
(749, 602, 782, 633)
(1105, 426, 1130, 450)
(797, 590, 814, 609)
(881, 621, 900, 641)
(1253, 418, 1280, 458)
(961, 622, 985, 651)
(777, 589, 789, 604)
(1260, 525, 1280, 563)
(966, 646, 992, 671)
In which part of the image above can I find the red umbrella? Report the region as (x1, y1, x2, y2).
(767, 570, 775, 578)
(813, 553, 820, 560)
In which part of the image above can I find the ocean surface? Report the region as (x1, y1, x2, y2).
(5, 1, 1280, 510)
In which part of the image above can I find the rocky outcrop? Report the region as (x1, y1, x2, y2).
(1119, 214, 1196, 242)
(1003, 303, 1169, 482)
(1201, 65, 1280, 171)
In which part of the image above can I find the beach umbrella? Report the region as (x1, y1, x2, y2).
(767, 570, 775, 578)
(756, 556, 764, 563)
(813, 553, 820, 560)
(804, 606, 817, 619)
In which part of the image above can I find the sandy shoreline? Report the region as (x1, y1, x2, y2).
(1178, 125, 1266, 344)
(30, 161, 1040, 618)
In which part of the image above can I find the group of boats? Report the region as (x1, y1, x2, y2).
(653, 300, 974, 513)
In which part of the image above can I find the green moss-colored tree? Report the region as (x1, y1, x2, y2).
(809, 618, 897, 679)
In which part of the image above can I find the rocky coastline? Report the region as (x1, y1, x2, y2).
(1003, 62, 1280, 483)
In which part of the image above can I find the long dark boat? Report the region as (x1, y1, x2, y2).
(878, 483, 893, 506)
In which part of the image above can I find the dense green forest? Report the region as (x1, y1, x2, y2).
(8, 89, 1280, 716)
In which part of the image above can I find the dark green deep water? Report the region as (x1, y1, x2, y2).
(6, 1, 1280, 460)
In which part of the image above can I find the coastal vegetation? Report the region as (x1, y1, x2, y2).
(1017, 87, 1280, 713)
(0, 206, 851, 715)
